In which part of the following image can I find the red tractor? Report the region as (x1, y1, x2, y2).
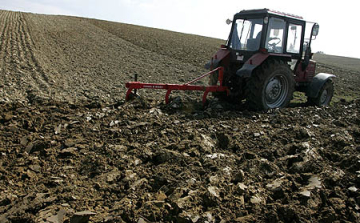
(126, 9, 334, 110)
(206, 8, 335, 110)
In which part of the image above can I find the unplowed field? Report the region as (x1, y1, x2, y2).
(0, 10, 359, 223)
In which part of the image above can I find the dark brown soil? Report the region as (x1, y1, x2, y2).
(0, 10, 359, 223)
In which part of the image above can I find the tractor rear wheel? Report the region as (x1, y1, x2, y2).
(308, 80, 334, 106)
(247, 60, 295, 110)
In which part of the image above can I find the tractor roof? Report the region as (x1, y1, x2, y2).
(235, 8, 304, 21)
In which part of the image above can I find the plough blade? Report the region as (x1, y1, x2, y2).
(125, 67, 229, 106)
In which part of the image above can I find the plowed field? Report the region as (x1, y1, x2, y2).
(0, 10, 359, 223)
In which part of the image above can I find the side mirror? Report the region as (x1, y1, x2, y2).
(312, 24, 319, 37)
(226, 19, 232, 25)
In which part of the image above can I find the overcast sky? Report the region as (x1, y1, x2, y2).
(1, 0, 359, 58)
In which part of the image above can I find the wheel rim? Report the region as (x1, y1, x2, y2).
(264, 75, 289, 108)
(320, 89, 328, 105)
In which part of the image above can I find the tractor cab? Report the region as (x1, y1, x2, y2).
(226, 9, 309, 65)
(224, 9, 322, 79)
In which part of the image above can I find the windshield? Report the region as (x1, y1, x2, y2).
(229, 18, 263, 51)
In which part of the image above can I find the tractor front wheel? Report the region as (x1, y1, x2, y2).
(247, 60, 295, 110)
(308, 80, 334, 106)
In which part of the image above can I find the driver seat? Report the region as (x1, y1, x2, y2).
(247, 31, 261, 51)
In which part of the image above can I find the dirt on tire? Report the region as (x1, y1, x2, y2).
(0, 10, 360, 223)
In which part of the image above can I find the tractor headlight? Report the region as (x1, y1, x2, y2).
(264, 17, 269, 24)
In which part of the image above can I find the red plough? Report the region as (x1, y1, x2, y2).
(125, 67, 229, 106)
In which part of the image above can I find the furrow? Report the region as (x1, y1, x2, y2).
(15, 12, 25, 63)
(8, 12, 17, 71)
(1, 11, 20, 99)
(19, 13, 50, 92)
(18, 13, 35, 71)
(0, 11, 9, 82)
(0, 11, 8, 100)
(13, 11, 26, 89)
(0, 11, 8, 53)
(0, 11, 10, 65)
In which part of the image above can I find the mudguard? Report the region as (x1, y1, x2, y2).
(236, 63, 258, 78)
(236, 53, 269, 78)
(235, 53, 292, 78)
(204, 48, 230, 69)
(205, 59, 220, 69)
(306, 73, 336, 98)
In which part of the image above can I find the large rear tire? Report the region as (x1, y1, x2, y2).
(247, 60, 295, 110)
(308, 80, 334, 106)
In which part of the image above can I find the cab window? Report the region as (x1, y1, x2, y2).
(266, 17, 286, 53)
(229, 18, 263, 51)
(287, 24, 302, 53)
